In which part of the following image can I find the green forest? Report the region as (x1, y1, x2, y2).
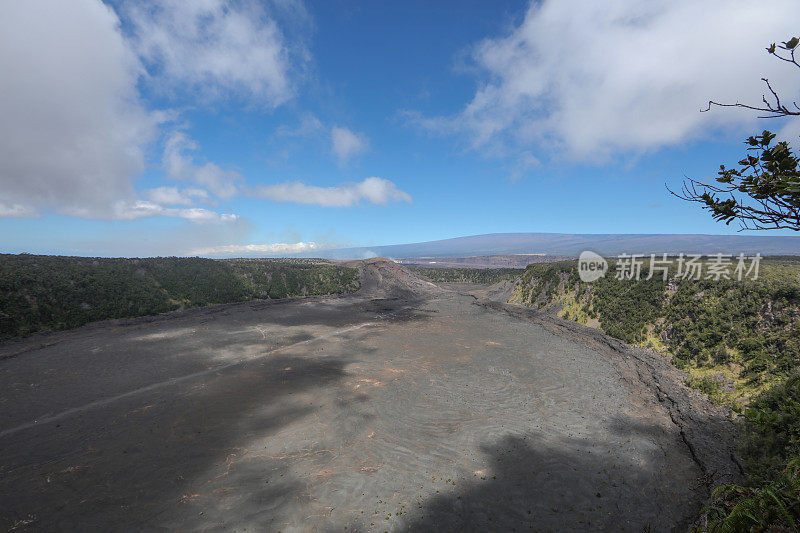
(0, 254, 359, 340)
(512, 257, 800, 403)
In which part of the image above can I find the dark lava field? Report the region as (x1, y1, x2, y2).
(0, 260, 741, 531)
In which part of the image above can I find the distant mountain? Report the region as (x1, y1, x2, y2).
(397, 254, 573, 269)
(318, 232, 800, 259)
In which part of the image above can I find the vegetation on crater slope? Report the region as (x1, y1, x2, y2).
(0, 254, 359, 340)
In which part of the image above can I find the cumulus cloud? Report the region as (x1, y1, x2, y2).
(163, 131, 241, 198)
(124, 0, 296, 106)
(331, 126, 368, 164)
(0, 202, 39, 219)
(143, 186, 209, 206)
(415, 0, 800, 161)
(0, 0, 315, 230)
(188, 241, 323, 256)
(112, 200, 238, 223)
(252, 177, 412, 207)
(0, 0, 158, 218)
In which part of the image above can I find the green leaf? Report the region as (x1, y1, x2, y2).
(785, 37, 799, 49)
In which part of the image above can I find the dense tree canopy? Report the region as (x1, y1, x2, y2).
(0, 255, 359, 340)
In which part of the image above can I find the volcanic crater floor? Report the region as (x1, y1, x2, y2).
(0, 287, 739, 532)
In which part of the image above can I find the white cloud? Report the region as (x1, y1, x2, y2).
(252, 177, 412, 207)
(111, 200, 238, 223)
(0, 0, 158, 218)
(188, 241, 323, 256)
(277, 113, 324, 138)
(416, 0, 800, 161)
(0, 0, 307, 237)
(163, 131, 241, 198)
(124, 0, 296, 106)
(331, 126, 368, 164)
(144, 186, 209, 206)
(0, 202, 38, 219)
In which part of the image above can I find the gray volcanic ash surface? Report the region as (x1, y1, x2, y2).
(0, 259, 739, 531)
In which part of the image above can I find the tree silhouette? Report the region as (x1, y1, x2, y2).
(670, 37, 800, 231)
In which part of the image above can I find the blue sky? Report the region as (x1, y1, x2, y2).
(1, 0, 799, 257)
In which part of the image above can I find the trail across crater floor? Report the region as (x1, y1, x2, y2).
(0, 261, 739, 531)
